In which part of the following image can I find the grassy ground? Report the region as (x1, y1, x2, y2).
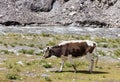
(0, 33, 120, 82)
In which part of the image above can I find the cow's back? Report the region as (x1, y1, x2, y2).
(62, 42, 89, 57)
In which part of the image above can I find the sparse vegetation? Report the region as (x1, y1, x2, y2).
(98, 50, 106, 56)
(0, 33, 120, 82)
(35, 52, 42, 56)
(0, 50, 12, 55)
(6, 72, 21, 80)
(47, 41, 56, 46)
(94, 37, 120, 48)
(42, 62, 52, 68)
(18, 49, 34, 55)
(113, 49, 120, 57)
(45, 77, 52, 82)
(28, 44, 35, 47)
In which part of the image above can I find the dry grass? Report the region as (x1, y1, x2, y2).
(0, 33, 120, 82)
(0, 54, 120, 82)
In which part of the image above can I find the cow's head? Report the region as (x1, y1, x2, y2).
(43, 46, 53, 58)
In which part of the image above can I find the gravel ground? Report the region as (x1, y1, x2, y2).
(0, 26, 120, 38)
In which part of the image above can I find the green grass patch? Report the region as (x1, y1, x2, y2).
(113, 49, 120, 57)
(98, 50, 106, 56)
(42, 62, 52, 68)
(18, 49, 34, 55)
(6, 72, 21, 80)
(0, 50, 13, 55)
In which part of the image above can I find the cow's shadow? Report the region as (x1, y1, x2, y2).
(52, 70, 109, 74)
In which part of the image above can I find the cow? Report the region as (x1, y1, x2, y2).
(43, 40, 99, 73)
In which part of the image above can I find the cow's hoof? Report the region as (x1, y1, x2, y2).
(74, 71, 77, 73)
(89, 71, 92, 74)
(56, 70, 62, 73)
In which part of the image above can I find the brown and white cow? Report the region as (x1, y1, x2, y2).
(43, 40, 98, 73)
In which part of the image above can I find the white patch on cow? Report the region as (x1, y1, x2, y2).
(85, 40, 96, 46)
(58, 40, 83, 46)
(58, 40, 97, 47)
(43, 46, 51, 57)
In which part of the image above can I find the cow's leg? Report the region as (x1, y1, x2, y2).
(59, 55, 67, 72)
(59, 59, 65, 72)
(93, 47, 99, 66)
(68, 55, 77, 73)
(85, 53, 94, 73)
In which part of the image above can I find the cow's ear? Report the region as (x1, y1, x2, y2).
(47, 46, 50, 50)
(47, 46, 52, 50)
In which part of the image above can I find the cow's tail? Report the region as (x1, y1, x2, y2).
(95, 52, 99, 66)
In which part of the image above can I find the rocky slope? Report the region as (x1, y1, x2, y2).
(0, 0, 120, 27)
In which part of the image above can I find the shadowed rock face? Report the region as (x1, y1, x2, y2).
(0, 0, 119, 27)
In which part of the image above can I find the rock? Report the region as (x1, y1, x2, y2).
(0, 67, 6, 71)
(30, 0, 55, 12)
(15, 0, 55, 12)
(0, 0, 120, 27)
(16, 61, 24, 66)
(69, 11, 77, 16)
(41, 73, 50, 77)
(118, 34, 120, 37)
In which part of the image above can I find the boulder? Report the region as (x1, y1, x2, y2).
(0, 0, 119, 27)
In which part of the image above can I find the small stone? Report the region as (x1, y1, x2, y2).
(16, 61, 24, 66)
(41, 74, 50, 77)
(69, 11, 77, 16)
(118, 34, 120, 37)
(118, 58, 120, 60)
